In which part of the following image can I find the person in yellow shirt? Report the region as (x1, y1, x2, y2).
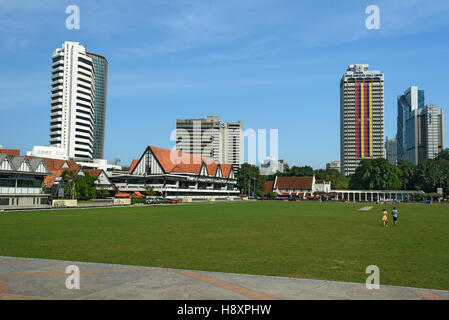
(382, 209, 389, 227)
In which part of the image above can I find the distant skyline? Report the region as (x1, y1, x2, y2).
(1, 0, 448, 169)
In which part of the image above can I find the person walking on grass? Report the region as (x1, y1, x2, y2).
(382, 208, 389, 227)
(392, 207, 399, 226)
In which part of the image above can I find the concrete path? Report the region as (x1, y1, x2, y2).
(0, 256, 447, 300)
(358, 206, 374, 211)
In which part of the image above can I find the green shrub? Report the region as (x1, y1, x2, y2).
(131, 198, 146, 204)
(268, 192, 277, 198)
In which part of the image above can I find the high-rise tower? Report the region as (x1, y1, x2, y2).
(176, 116, 242, 169)
(340, 64, 384, 176)
(49, 41, 95, 160)
(87, 53, 108, 159)
(396, 86, 425, 161)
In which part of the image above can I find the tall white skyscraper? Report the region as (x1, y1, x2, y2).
(176, 116, 242, 168)
(49, 41, 95, 160)
(340, 64, 385, 176)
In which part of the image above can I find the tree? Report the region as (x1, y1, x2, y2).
(435, 148, 449, 161)
(414, 159, 447, 193)
(286, 166, 314, 177)
(236, 163, 264, 195)
(315, 168, 349, 190)
(62, 170, 78, 200)
(350, 158, 401, 190)
(62, 171, 98, 200)
(397, 160, 417, 190)
(96, 187, 110, 199)
(75, 172, 97, 200)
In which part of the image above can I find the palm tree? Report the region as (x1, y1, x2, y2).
(63, 170, 78, 200)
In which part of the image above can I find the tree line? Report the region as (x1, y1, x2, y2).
(236, 149, 449, 195)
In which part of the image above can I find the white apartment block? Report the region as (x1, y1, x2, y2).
(340, 64, 385, 176)
(49, 41, 95, 160)
(176, 116, 242, 168)
(326, 160, 340, 172)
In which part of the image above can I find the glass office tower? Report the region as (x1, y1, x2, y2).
(87, 53, 108, 160)
(396, 86, 425, 161)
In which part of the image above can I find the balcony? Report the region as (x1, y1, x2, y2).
(50, 124, 62, 130)
(51, 92, 63, 99)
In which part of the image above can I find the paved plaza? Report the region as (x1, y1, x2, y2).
(0, 256, 447, 300)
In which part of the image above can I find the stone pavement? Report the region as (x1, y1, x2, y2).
(0, 256, 447, 300)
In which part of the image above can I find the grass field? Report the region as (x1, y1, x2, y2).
(1, 201, 448, 290)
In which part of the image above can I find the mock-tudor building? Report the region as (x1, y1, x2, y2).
(109, 146, 240, 199)
(0, 154, 51, 207)
(79, 169, 116, 193)
(38, 158, 80, 198)
(265, 176, 331, 198)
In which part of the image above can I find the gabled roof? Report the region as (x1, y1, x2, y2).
(28, 157, 49, 173)
(11, 156, 31, 172)
(0, 155, 49, 175)
(82, 169, 103, 178)
(274, 176, 314, 190)
(207, 163, 219, 176)
(220, 164, 232, 178)
(129, 160, 139, 173)
(147, 146, 233, 178)
(28, 157, 80, 188)
(264, 181, 274, 193)
(0, 154, 10, 167)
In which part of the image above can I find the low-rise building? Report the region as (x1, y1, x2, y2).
(109, 146, 240, 199)
(0, 155, 51, 208)
(264, 176, 330, 198)
(79, 169, 116, 193)
(39, 158, 80, 198)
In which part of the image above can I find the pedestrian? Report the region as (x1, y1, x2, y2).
(392, 207, 399, 226)
(382, 208, 388, 227)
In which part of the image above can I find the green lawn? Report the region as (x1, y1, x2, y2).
(1, 202, 448, 290)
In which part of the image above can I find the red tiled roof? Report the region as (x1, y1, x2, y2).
(264, 181, 274, 194)
(83, 169, 102, 178)
(30, 157, 80, 188)
(206, 163, 219, 176)
(129, 160, 139, 173)
(220, 164, 232, 178)
(315, 179, 327, 184)
(132, 191, 145, 198)
(0, 149, 20, 156)
(115, 192, 131, 198)
(147, 146, 233, 178)
(275, 176, 314, 191)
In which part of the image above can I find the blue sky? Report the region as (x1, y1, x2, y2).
(1, 0, 448, 168)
